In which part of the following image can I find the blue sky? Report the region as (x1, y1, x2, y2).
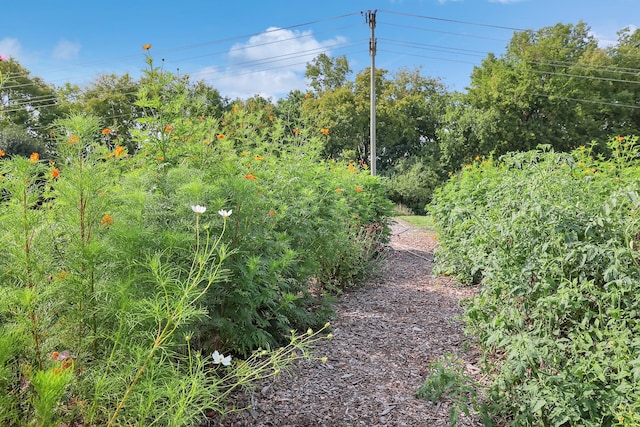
(1, 0, 637, 99)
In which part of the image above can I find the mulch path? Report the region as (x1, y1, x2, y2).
(209, 219, 483, 427)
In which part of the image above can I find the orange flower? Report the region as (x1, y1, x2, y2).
(268, 115, 274, 121)
(355, 186, 363, 193)
(254, 155, 264, 161)
(293, 128, 299, 135)
(335, 188, 342, 194)
(305, 93, 312, 99)
(142, 44, 152, 50)
(101, 214, 114, 227)
(68, 134, 79, 145)
(217, 133, 225, 139)
(0, 149, 5, 157)
(244, 173, 257, 180)
(101, 128, 112, 135)
(51, 168, 60, 179)
(157, 156, 164, 162)
(30, 152, 39, 163)
(268, 209, 275, 216)
(51, 351, 59, 360)
(164, 125, 174, 133)
(114, 146, 125, 157)
(617, 135, 625, 142)
(320, 128, 329, 136)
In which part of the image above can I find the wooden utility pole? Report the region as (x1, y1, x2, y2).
(366, 10, 377, 176)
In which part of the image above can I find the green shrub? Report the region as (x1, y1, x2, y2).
(431, 137, 640, 426)
(0, 52, 392, 425)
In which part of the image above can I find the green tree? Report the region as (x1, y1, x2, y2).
(0, 58, 65, 139)
(464, 22, 640, 158)
(305, 53, 352, 94)
(0, 124, 49, 158)
(77, 73, 142, 151)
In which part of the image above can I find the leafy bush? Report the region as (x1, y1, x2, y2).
(0, 52, 392, 425)
(430, 137, 640, 426)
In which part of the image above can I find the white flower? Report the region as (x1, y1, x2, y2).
(212, 350, 232, 366)
(218, 209, 232, 217)
(191, 205, 206, 214)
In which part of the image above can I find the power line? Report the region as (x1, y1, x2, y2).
(531, 93, 640, 109)
(377, 9, 528, 32)
(378, 20, 511, 43)
(1, 38, 365, 110)
(0, 12, 363, 87)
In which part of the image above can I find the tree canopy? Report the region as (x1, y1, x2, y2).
(0, 21, 638, 213)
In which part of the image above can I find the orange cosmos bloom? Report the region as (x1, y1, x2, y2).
(268, 115, 274, 121)
(355, 186, 363, 193)
(0, 149, 5, 157)
(164, 125, 174, 133)
(101, 214, 114, 227)
(142, 44, 152, 50)
(254, 155, 264, 161)
(68, 134, 80, 145)
(320, 128, 329, 136)
(101, 128, 112, 135)
(51, 351, 59, 360)
(617, 136, 625, 142)
(114, 146, 125, 157)
(51, 168, 60, 179)
(244, 173, 257, 180)
(268, 209, 275, 216)
(217, 133, 225, 139)
(30, 152, 39, 163)
(293, 128, 299, 135)
(335, 188, 342, 194)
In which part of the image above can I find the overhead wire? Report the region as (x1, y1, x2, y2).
(0, 12, 362, 87)
(1, 8, 639, 119)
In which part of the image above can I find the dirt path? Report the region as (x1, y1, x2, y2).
(212, 219, 481, 427)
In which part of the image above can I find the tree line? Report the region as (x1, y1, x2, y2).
(1, 22, 638, 213)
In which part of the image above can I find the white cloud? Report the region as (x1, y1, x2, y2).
(0, 37, 23, 60)
(52, 40, 81, 61)
(195, 27, 347, 99)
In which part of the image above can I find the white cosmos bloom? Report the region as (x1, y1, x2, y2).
(212, 350, 232, 366)
(218, 209, 232, 217)
(191, 205, 206, 214)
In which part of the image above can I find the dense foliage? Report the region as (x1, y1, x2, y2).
(0, 53, 392, 426)
(2, 23, 639, 212)
(0, 18, 639, 426)
(431, 137, 640, 426)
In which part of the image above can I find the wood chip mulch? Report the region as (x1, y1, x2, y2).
(209, 219, 483, 427)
